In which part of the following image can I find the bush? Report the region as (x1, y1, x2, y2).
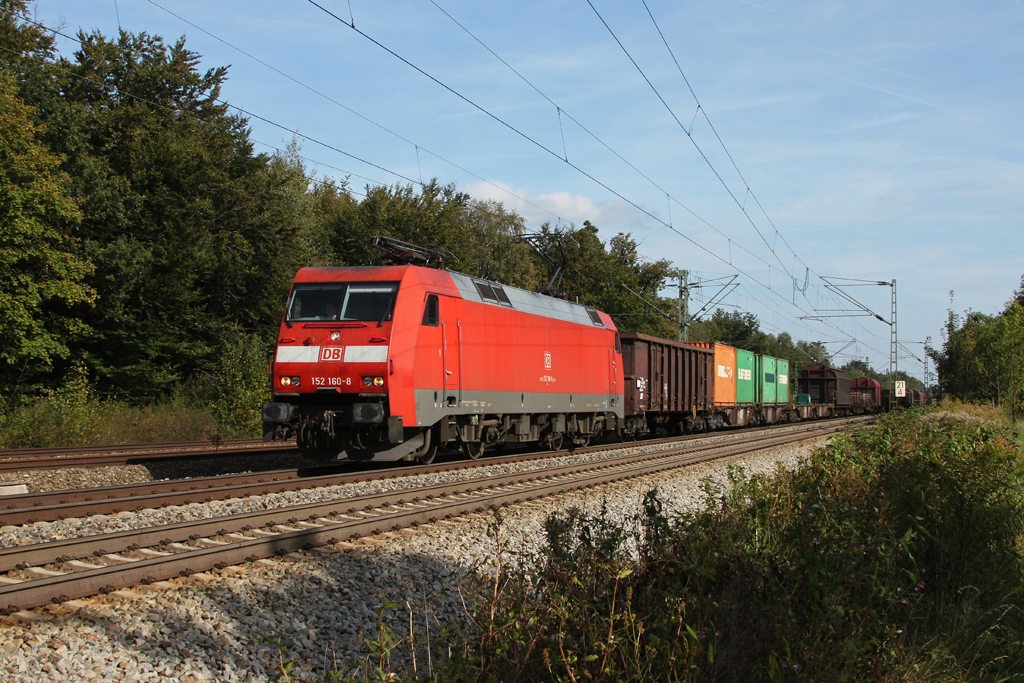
(210, 331, 272, 438)
(437, 407, 1024, 682)
(0, 344, 270, 447)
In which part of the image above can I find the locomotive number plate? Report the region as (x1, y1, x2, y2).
(311, 377, 352, 386)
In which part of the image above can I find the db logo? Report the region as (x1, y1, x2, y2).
(320, 347, 344, 362)
(544, 352, 551, 369)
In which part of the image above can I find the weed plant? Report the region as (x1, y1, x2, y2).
(435, 407, 1024, 682)
(0, 333, 271, 447)
(0, 365, 256, 447)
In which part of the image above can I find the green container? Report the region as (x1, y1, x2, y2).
(761, 355, 778, 404)
(777, 358, 790, 403)
(736, 349, 756, 404)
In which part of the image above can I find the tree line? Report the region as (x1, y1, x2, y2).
(0, 2, 846, 437)
(928, 281, 1024, 420)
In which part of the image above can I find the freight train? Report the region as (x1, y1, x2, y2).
(261, 259, 915, 463)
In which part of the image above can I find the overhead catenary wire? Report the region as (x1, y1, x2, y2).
(145, 0, 868, 357)
(426, 0, 783, 276)
(22, 9, 884, 365)
(640, 0, 809, 275)
(584, 0, 795, 281)
(143, 0, 568, 226)
(635, 1, 897, 357)
(423, 1, 876, 352)
(303, 0, 866, 349)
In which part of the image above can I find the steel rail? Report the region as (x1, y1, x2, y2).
(0, 420, 863, 613)
(0, 439, 298, 473)
(0, 425, 835, 572)
(0, 417, 872, 525)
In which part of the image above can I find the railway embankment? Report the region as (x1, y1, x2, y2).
(0, 427, 832, 681)
(0, 408, 1018, 681)
(435, 405, 1024, 682)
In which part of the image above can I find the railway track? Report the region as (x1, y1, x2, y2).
(0, 438, 298, 473)
(0, 417, 870, 526)
(0, 417, 871, 614)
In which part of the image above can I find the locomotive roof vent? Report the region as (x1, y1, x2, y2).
(474, 280, 513, 307)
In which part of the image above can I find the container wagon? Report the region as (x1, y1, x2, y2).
(690, 342, 801, 426)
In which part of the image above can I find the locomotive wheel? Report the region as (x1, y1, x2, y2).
(461, 440, 485, 460)
(411, 428, 438, 465)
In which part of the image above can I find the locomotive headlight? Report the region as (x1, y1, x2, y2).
(330, 331, 340, 341)
(362, 376, 372, 387)
(280, 376, 291, 387)
(373, 376, 384, 387)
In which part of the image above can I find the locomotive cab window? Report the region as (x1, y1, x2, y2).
(286, 282, 399, 323)
(422, 294, 439, 326)
(586, 308, 604, 326)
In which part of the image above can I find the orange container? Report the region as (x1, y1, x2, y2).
(689, 342, 737, 406)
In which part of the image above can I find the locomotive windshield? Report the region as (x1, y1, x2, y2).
(286, 282, 399, 322)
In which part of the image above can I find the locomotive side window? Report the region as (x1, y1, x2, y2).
(286, 282, 399, 322)
(422, 294, 439, 326)
(614, 332, 621, 354)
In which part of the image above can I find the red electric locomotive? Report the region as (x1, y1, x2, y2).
(262, 262, 624, 462)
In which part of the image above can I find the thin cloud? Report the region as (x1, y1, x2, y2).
(465, 180, 635, 229)
(735, 0, 780, 13)
(798, 43, 929, 83)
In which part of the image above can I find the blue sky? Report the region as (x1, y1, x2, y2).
(28, 0, 1024, 384)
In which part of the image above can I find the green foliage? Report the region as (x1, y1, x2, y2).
(437, 408, 1024, 681)
(315, 178, 539, 289)
(1, 21, 315, 401)
(929, 284, 1024, 418)
(525, 221, 677, 337)
(0, 70, 95, 399)
(0, 0, 53, 65)
(0, 372, 224, 447)
(211, 331, 271, 438)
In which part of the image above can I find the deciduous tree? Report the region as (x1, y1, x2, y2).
(0, 72, 94, 401)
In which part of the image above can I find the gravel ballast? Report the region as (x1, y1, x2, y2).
(0, 435, 833, 682)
